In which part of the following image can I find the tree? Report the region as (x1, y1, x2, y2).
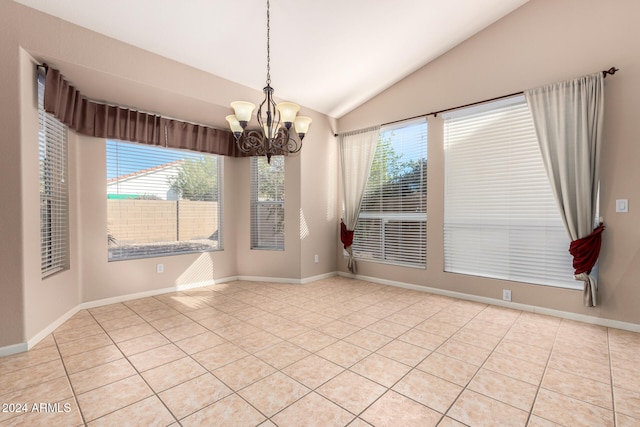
(254, 155, 285, 236)
(361, 131, 427, 212)
(255, 155, 285, 201)
(367, 133, 403, 190)
(168, 157, 218, 201)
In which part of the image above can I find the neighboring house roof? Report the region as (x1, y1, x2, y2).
(107, 160, 183, 185)
(107, 160, 183, 200)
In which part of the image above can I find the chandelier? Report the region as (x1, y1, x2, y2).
(226, 0, 312, 163)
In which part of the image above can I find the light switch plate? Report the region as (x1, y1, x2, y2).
(616, 199, 628, 213)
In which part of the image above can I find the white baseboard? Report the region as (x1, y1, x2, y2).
(301, 272, 339, 284)
(0, 307, 80, 357)
(77, 278, 234, 311)
(27, 305, 81, 350)
(339, 271, 640, 333)
(13, 277, 240, 355)
(237, 272, 338, 285)
(237, 276, 302, 284)
(0, 342, 28, 358)
(9, 270, 636, 358)
(13, 273, 329, 355)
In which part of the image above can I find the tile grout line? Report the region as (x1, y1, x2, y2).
(528, 317, 577, 426)
(435, 305, 524, 424)
(215, 285, 387, 425)
(320, 295, 482, 425)
(608, 327, 617, 427)
(149, 288, 324, 425)
(5, 279, 635, 426)
(83, 303, 181, 426)
(51, 326, 89, 427)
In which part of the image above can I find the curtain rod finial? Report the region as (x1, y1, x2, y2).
(603, 67, 618, 78)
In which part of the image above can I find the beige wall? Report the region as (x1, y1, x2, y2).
(233, 153, 303, 280)
(300, 116, 340, 280)
(1, 1, 26, 348)
(19, 48, 81, 341)
(76, 135, 240, 303)
(0, 1, 338, 349)
(338, 0, 640, 325)
(3, 0, 639, 351)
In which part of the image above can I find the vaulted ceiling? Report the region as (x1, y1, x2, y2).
(15, 0, 529, 118)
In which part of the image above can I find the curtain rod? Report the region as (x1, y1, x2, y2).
(335, 67, 619, 137)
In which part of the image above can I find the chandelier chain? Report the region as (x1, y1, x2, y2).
(266, 0, 271, 86)
(226, 0, 311, 163)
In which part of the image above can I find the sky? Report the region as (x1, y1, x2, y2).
(106, 139, 204, 180)
(380, 119, 428, 163)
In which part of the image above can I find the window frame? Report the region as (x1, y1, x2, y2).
(250, 155, 285, 251)
(38, 72, 70, 277)
(352, 118, 428, 268)
(106, 140, 224, 261)
(442, 95, 579, 289)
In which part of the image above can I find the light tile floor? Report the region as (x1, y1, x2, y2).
(1, 277, 639, 426)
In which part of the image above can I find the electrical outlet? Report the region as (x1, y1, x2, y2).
(314, 254, 319, 264)
(502, 289, 512, 302)
(156, 263, 164, 273)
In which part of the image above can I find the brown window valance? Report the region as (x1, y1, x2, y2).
(43, 65, 244, 157)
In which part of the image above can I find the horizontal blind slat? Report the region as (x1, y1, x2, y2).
(106, 140, 223, 260)
(353, 119, 427, 268)
(251, 156, 285, 250)
(443, 97, 577, 289)
(39, 73, 69, 277)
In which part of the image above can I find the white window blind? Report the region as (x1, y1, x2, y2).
(106, 140, 223, 260)
(251, 155, 285, 250)
(38, 73, 69, 277)
(443, 96, 577, 289)
(353, 118, 427, 268)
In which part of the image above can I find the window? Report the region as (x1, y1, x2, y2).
(352, 119, 427, 267)
(106, 140, 223, 260)
(443, 96, 577, 288)
(38, 72, 69, 277)
(251, 155, 285, 250)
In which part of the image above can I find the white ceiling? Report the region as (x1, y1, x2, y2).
(15, 0, 529, 118)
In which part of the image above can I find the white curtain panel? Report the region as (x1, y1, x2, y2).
(525, 72, 604, 306)
(339, 126, 380, 273)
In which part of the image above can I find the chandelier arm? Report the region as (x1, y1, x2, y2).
(227, 0, 309, 158)
(269, 129, 303, 154)
(236, 130, 267, 156)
